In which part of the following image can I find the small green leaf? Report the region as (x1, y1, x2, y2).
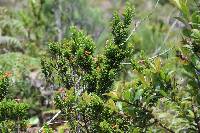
(116, 102, 122, 111)
(123, 88, 133, 101)
(104, 91, 119, 99)
(188, 110, 194, 118)
(105, 99, 118, 112)
(134, 89, 143, 101)
(154, 58, 161, 72)
(191, 29, 200, 39)
(28, 116, 39, 125)
(159, 90, 168, 97)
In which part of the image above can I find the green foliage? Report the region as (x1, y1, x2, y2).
(15, 0, 106, 50)
(41, 5, 134, 132)
(0, 99, 29, 122)
(54, 90, 132, 132)
(0, 53, 41, 103)
(1, 0, 200, 132)
(106, 1, 200, 132)
(43, 124, 54, 133)
(41, 2, 200, 132)
(0, 36, 22, 52)
(0, 71, 30, 132)
(174, 1, 200, 131)
(0, 71, 9, 100)
(42, 5, 134, 94)
(0, 7, 24, 53)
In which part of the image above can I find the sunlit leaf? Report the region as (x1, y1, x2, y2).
(28, 116, 39, 125)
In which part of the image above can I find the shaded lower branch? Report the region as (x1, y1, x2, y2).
(117, 99, 175, 133)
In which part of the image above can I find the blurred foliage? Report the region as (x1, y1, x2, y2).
(0, 7, 25, 53)
(14, 0, 107, 54)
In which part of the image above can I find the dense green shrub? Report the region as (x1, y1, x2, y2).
(0, 71, 29, 132)
(174, 0, 200, 131)
(42, 5, 134, 95)
(41, 5, 135, 132)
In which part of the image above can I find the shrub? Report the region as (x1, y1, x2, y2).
(41, 5, 135, 132)
(0, 71, 29, 132)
